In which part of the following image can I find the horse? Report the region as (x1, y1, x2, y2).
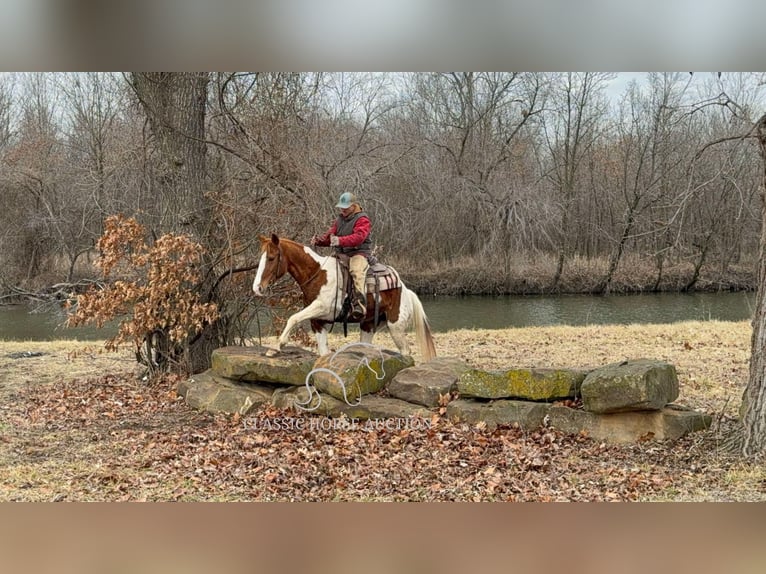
(252, 234, 437, 362)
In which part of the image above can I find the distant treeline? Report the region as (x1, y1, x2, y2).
(0, 72, 763, 298)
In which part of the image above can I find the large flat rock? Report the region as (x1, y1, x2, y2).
(457, 367, 587, 401)
(211, 345, 317, 385)
(445, 399, 711, 443)
(178, 370, 275, 415)
(581, 358, 679, 413)
(388, 356, 470, 407)
(272, 386, 431, 420)
(548, 404, 711, 443)
(446, 398, 551, 430)
(310, 346, 414, 402)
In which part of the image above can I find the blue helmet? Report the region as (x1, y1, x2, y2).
(335, 192, 357, 209)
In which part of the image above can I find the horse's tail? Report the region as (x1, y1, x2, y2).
(405, 287, 437, 362)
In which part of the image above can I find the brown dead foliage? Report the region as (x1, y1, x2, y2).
(65, 214, 219, 364)
(1, 321, 764, 501)
(0, 372, 758, 502)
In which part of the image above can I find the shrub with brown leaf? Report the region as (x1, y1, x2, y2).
(66, 215, 219, 372)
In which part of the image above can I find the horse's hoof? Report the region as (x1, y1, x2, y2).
(265, 348, 280, 358)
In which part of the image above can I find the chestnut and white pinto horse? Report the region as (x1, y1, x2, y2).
(252, 234, 437, 361)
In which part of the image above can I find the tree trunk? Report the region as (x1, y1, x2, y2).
(551, 210, 570, 292)
(128, 73, 210, 234)
(597, 197, 639, 295)
(684, 238, 711, 292)
(129, 72, 223, 374)
(652, 253, 665, 292)
(741, 113, 766, 455)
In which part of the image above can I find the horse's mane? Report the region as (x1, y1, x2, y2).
(279, 236, 306, 248)
(272, 236, 321, 259)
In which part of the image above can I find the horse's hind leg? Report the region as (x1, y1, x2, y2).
(314, 326, 330, 355)
(359, 327, 374, 346)
(386, 321, 411, 356)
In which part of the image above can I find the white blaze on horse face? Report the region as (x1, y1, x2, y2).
(252, 251, 268, 296)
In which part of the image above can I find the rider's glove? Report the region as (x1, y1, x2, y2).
(330, 235, 340, 247)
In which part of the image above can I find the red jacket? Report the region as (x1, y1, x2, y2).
(315, 214, 372, 251)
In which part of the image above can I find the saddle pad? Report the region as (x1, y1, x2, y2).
(365, 265, 400, 293)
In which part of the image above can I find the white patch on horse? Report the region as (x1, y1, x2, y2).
(256, 236, 436, 361)
(303, 245, 324, 263)
(252, 251, 267, 295)
(315, 265, 342, 321)
(389, 285, 412, 326)
(301, 246, 342, 318)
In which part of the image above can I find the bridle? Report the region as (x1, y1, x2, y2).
(267, 242, 325, 292)
(262, 243, 283, 291)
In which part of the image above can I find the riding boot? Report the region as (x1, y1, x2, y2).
(349, 289, 367, 321)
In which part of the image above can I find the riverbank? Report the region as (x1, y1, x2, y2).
(1, 321, 762, 501)
(399, 254, 756, 296)
(0, 253, 756, 305)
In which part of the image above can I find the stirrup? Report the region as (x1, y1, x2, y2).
(349, 302, 366, 321)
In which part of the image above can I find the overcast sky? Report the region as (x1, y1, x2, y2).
(2, 1, 765, 70)
(606, 72, 647, 97)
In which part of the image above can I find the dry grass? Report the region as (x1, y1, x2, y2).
(0, 340, 137, 390)
(0, 320, 762, 501)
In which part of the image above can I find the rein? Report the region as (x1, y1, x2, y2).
(296, 260, 324, 289)
(275, 247, 282, 282)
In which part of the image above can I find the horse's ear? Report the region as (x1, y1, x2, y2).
(271, 233, 280, 245)
(257, 234, 268, 244)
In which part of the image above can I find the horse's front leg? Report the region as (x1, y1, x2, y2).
(268, 300, 329, 356)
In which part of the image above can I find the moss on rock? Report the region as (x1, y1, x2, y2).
(457, 367, 586, 401)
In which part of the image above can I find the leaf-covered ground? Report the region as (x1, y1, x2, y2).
(2, 321, 765, 501)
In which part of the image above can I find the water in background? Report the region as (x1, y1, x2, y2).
(419, 291, 755, 332)
(0, 305, 116, 341)
(0, 291, 755, 341)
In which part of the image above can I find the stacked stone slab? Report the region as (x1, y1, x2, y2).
(177, 347, 711, 443)
(177, 345, 426, 420)
(448, 358, 711, 442)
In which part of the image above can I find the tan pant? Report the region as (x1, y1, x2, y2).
(349, 255, 369, 295)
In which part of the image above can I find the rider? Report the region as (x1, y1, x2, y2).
(311, 192, 372, 321)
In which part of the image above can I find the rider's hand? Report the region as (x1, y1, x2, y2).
(330, 235, 340, 247)
(310, 235, 318, 246)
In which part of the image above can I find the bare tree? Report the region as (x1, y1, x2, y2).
(60, 73, 125, 215)
(678, 74, 761, 289)
(742, 111, 766, 455)
(0, 74, 13, 149)
(595, 73, 700, 293)
(3, 73, 65, 283)
(675, 73, 766, 455)
(399, 72, 543, 264)
(540, 72, 613, 290)
(126, 72, 221, 371)
(48, 72, 127, 281)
